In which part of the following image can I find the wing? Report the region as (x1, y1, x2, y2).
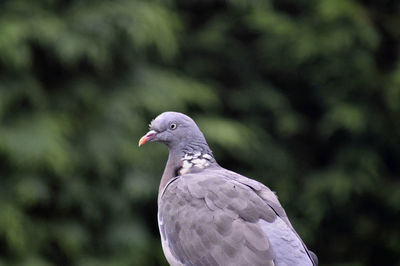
(158, 167, 315, 266)
(222, 169, 318, 266)
(158, 170, 276, 266)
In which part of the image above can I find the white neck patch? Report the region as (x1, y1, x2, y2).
(179, 152, 212, 175)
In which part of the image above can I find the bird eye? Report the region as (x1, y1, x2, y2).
(169, 123, 177, 130)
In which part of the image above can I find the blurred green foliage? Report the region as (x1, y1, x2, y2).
(0, 0, 399, 265)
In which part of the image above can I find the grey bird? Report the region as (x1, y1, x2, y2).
(139, 111, 318, 266)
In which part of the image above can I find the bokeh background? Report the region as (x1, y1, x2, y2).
(1, 0, 399, 265)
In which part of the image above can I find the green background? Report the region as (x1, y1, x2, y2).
(0, 0, 399, 265)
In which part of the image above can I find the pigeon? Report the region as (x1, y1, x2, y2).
(139, 111, 318, 266)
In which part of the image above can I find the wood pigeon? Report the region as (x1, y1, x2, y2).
(139, 112, 318, 266)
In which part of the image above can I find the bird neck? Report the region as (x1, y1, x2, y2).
(158, 142, 216, 194)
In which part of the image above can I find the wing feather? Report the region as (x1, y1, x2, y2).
(158, 167, 315, 266)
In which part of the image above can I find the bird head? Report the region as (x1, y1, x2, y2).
(138, 112, 207, 151)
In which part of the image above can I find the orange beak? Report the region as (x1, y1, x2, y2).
(138, 130, 157, 146)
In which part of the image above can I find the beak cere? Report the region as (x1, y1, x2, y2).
(138, 130, 158, 146)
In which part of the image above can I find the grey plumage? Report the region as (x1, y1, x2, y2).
(139, 112, 317, 266)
